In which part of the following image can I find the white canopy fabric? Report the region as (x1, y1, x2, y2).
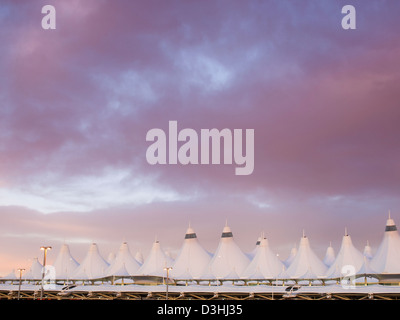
(241, 237, 284, 279)
(199, 266, 217, 280)
(370, 215, 400, 274)
(363, 241, 373, 260)
(107, 252, 116, 264)
(276, 265, 290, 279)
(326, 232, 364, 278)
(135, 250, 144, 264)
(171, 226, 211, 279)
(10, 216, 400, 282)
(283, 244, 297, 268)
(246, 267, 265, 280)
(323, 243, 336, 267)
(247, 236, 261, 259)
(52, 244, 79, 280)
(357, 256, 376, 275)
(137, 240, 174, 277)
(223, 268, 240, 280)
(106, 242, 141, 277)
(286, 233, 327, 279)
(206, 225, 250, 279)
(173, 268, 193, 280)
(71, 243, 109, 280)
(2, 269, 18, 280)
(24, 258, 43, 280)
(110, 263, 130, 277)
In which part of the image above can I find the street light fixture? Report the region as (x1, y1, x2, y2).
(163, 267, 172, 300)
(40, 246, 52, 300)
(17, 268, 25, 300)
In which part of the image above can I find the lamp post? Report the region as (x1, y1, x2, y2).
(272, 253, 279, 301)
(17, 268, 25, 300)
(40, 246, 52, 300)
(164, 267, 172, 300)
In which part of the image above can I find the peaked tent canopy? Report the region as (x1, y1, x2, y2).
(135, 250, 144, 264)
(137, 240, 174, 277)
(363, 241, 373, 260)
(286, 232, 327, 279)
(370, 214, 400, 274)
(223, 268, 241, 280)
(323, 243, 336, 267)
(199, 266, 217, 280)
(284, 244, 297, 268)
(171, 225, 212, 279)
(24, 258, 43, 280)
(71, 243, 109, 280)
(206, 224, 250, 279)
(107, 252, 116, 264)
(357, 256, 376, 276)
(110, 263, 130, 277)
(106, 242, 141, 277)
(241, 237, 284, 279)
(326, 230, 364, 278)
(52, 244, 79, 280)
(2, 269, 18, 280)
(247, 236, 262, 259)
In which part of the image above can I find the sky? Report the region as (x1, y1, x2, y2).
(0, 0, 400, 276)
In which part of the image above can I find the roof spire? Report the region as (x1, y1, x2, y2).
(385, 212, 397, 231)
(302, 229, 306, 238)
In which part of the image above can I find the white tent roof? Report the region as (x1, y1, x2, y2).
(199, 266, 217, 280)
(135, 250, 144, 264)
(52, 244, 79, 279)
(326, 230, 364, 278)
(106, 242, 141, 277)
(357, 256, 376, 275)
(71, 243, 109, 280)
(223, 268, 240, 280)
(137, 240, 174, 277)
(247, 236, 261, 259)
(370, 214, 400, 274)
(106, 242, 140, 276)
(277, 265, 290, 279)
(323, 242, 336, 267)
(286, 232, 327, 279)
(2, 269, 18, 280)
(24, 258, 43, 280)
(283, 244, 297, 268)
(110, 263, 130, 277)
(206, 224, 250, 279)
(171, 225, 211, 279)
(241, 237, 284, 279)
(174, 268, 193, 280)
(107, 252, 116, 264)
(247, 267, 265, 280)
(363, 241, 373, 260)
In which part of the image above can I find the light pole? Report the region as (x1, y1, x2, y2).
(17, 268, 25, 300)
(272, 253, 279, 301)
(164, 267, 172, 300)
(40, 246, 52, 300)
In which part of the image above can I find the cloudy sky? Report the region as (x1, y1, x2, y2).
(0, 0, 399, 275)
